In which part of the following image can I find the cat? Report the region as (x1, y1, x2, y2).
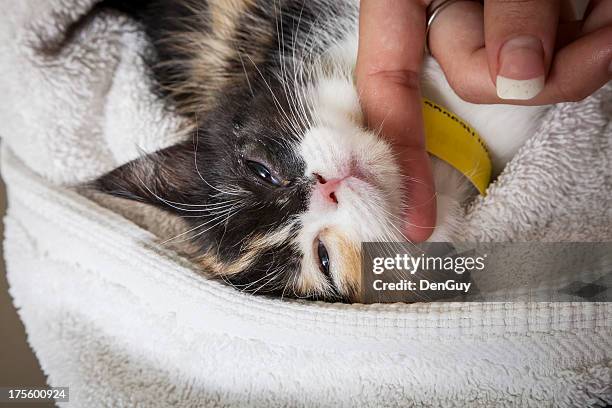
(96, 0, 548, 302)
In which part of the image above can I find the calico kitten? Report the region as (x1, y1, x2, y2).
(97, 0, 547, 302)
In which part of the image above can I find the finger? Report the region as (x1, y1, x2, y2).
(430, 23, 611, 105)
(427, 0, 488, 102)
(582, 0, 612, 35)
(484, 0, 560, 101)
(356, 0, 427, 148)
(356, 0, 437, 241)
(555, 0, 611, 47)
(538, 24, 612, 103)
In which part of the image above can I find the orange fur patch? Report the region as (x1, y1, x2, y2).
(322, 228, 361, 300)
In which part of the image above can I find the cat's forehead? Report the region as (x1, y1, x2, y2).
(232, 69, 364, 152)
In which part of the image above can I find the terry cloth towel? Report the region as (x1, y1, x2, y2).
(0, 0, 611, 407)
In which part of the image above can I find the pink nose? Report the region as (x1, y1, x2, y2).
(315, 174, 343, 204)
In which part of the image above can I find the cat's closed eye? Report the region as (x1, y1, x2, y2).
(245, 160, 284, 187)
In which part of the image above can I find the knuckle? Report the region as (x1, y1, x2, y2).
(447, 76, 479, 103)
(367, 68, 421, 92)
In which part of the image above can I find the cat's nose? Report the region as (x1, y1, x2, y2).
(315, 174, 341, 204)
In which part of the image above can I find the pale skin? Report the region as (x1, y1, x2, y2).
(356, 0, 612, 241)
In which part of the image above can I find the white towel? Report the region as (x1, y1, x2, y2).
(1, 0, 610, 406)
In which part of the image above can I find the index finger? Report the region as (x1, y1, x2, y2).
(356, 0, 429, 147)
(356, 0, 436, 242)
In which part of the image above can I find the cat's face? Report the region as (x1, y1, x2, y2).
(96, 72, 403, 302)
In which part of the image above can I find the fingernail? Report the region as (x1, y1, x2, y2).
(496, 35, 545, 100)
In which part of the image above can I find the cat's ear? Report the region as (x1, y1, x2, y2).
(92, 140, 204, 214)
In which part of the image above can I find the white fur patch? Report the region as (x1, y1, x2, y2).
(293, 66, 404, 296)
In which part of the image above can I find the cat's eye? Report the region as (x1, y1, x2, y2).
(317, 239, 330, 276)
(246, 160, 282, 186)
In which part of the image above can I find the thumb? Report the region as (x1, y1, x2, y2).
(484, 0, 560, 101)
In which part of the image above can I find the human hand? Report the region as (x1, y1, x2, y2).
(427, 0, 612, 103)
(356, 0, 611, 243)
